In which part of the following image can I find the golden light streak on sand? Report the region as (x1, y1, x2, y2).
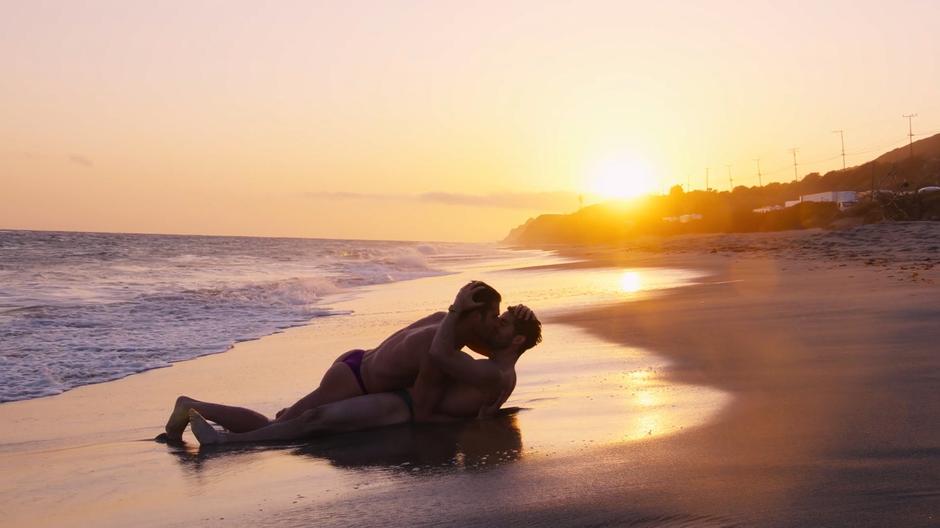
(619, 271, 643, 293)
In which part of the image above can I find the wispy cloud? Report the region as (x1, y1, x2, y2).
(68, 154, 93, 168)
(418, 191, 580, 210)
(302, 191, 580, 211)
(302, 191, 382, 200)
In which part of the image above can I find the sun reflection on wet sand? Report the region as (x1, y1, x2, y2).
(619, 271, 643, 293)
(481, 264, 707, 315)
(508, 325, 730, 453)
(355, 263, 729, 454)
(163, 263, 727, 480)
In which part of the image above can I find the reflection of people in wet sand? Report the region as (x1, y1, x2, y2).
(165, 282, 541, 445)
(291, 409, 524, 470)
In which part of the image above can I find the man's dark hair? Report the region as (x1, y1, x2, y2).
(511, 307, 542, 353)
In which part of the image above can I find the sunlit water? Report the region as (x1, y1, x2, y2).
(0, 230, 540, 402)
(159, 263, 729, 505)
(0, 249, 731, 528)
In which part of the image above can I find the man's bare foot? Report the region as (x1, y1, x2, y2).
(188, 409, 223, 445)
(164, 396, 195, 442)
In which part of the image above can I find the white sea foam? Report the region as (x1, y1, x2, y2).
(0, 230, 516, 403)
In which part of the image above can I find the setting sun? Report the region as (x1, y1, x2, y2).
(587, 154, 658, 200)
(3, 2, 939, 526)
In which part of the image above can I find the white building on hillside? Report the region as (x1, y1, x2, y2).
(800, 191, 858, 208)
(779, 191, 858, 210)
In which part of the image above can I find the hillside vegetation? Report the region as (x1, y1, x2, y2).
(505, 134, 940, 246)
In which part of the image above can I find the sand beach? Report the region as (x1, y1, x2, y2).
(6, 2, 940, 526)
(1, 223, 938, 527)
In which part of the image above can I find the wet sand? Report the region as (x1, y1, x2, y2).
(279, 224, 940, 527)
(2, 223, 939, 527)
(0, 254, 723, 527)
(530, 222, 940, 526)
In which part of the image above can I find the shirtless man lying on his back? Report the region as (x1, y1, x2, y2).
(163, 281, 540, 442)
(188, 283, 542, 444)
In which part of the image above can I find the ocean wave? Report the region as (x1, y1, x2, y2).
(0, 231, 506, 403)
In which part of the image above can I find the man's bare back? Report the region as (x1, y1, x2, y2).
(359, 312, 446, 393)
(270, 304, 501, 422)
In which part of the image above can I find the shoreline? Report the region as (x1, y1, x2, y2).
(1, 224, 937, 527)
(267, 226, 939, 527)
(539, 225, 940, 526)
(0, 252, 722, 527)
(0, 230, 522, 405)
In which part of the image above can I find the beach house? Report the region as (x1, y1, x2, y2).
(753, 191, 859, 213)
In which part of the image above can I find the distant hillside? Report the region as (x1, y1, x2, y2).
(505, 133, 940, 246)
(875, 133, 940, 164)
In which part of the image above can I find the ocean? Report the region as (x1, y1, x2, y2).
(0, 230, 518, 403)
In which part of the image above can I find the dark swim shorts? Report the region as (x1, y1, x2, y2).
(393, 389, 415, 423)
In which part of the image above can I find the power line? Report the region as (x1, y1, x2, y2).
(790, 148, 799, 182)
(903, 113, 918, 159)
(843, 136, 910, 159)
(691, 115, 939, 187)
(832, 129, 846, 170)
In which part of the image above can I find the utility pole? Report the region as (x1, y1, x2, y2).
(903, 114, 917, 159)
(833, 129, 846, 170)
(686, 174, 691, 193)
(726, 164, 734, 191)
(705, 167, 710, 191)
(754, 158, 763, 187)
(790, 148, 799, 182)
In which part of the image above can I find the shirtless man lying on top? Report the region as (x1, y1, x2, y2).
(163, 281, 541, 443)
(188, 282, 541, 444)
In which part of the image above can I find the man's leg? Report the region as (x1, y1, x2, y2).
(190, 392, 411, 445)
(164, 352, 365, 440)
(165, 396, 270, 441)
(273, 360, 365, 422)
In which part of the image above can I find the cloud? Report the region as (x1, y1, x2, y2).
(302, 190, 580, 211)
(302, 191, 382, 200)
(418, 191, 580, 210)
(68, 154, 93, 168)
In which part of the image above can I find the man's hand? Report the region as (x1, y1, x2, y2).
(476, 386, 511, 419)
(509, 304, 535, 320)
(451, 281, 487, 313)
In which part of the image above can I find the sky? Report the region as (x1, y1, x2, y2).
(3, 0, 940, 242)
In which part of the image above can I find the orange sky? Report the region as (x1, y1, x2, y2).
(3, 1, 940, 241)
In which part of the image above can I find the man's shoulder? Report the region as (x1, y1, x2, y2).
(394, 324, 438, 350)
(475, 357, 509, 385)
(408, 311, 446, 329)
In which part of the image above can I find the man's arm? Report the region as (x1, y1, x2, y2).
(412, 354, 498, 424)
(412, 282, 501, 422)
(476, 385, 513, 419)
(428, 284, 502, 387)
(411, 348, 447, 422)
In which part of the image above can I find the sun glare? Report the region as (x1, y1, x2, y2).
(587, 154, 657, 200)
(619, 271, 642, 293)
